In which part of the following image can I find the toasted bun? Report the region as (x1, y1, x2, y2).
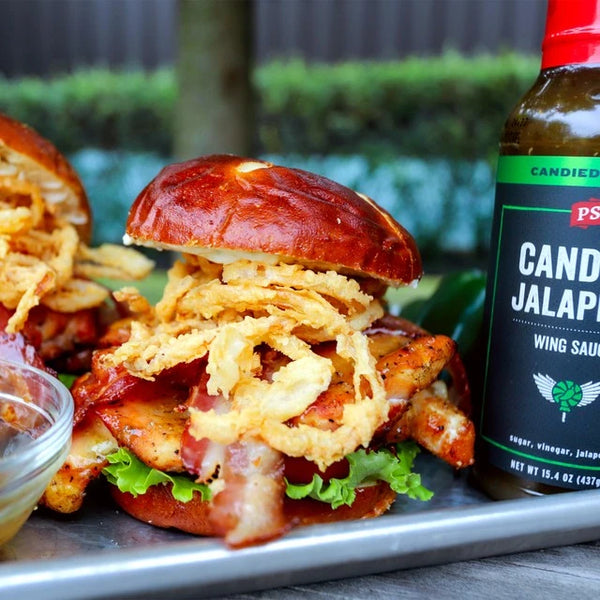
(125, 154, 421, 286)
(111, 485, 215, 536)
(0, 112, 91, 241)
(111, 481, 397, 538)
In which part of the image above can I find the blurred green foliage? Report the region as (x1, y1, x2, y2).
(0, 69, 175, 154)
(0, 52, 539, 160)
(256, 52, 538, 161)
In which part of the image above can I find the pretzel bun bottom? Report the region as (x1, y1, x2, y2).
(111, 485, 214, 536)
(111, 482, 397, 538)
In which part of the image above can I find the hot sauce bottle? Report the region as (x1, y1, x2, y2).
(474, 0, 600, 499)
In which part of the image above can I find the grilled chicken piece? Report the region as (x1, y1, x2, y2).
(384, 385, 475, 468)
(366, 315, 471, 414)
(41, 393, 190, 513)
(96, 393, 188, 473)
(40, 414, 118, 513)
(376, 335, 456, 400)
(293, 334, 474, 469)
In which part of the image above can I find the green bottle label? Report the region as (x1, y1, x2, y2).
(497, 156, 600, 187)
(480, 155, 600, 490)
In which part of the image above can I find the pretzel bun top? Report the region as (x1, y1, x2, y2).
(0, 112, 91, 241)
(125, 154, 422, 286)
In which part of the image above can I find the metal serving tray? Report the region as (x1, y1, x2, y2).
(2, 455, 600, 600)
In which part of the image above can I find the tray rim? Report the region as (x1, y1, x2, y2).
(2, 488, 600, 600)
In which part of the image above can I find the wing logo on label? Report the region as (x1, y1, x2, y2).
(533, 373, 600, 422)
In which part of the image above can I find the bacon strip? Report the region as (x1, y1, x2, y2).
(182, 371, 227, 481)
(208, 440, 288, 548)
(183, 367, 288, 547)
(72, 354, 206, 424)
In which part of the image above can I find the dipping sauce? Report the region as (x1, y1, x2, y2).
(0, 360, 73, 546)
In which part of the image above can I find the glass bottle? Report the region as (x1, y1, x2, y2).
(473, 0, 600, 499)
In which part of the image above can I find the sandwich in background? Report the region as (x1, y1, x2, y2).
(0, 112, 153, 377)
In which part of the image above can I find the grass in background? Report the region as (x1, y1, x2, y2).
(101, 269, 167, 306)
(386, 276, 441, 314)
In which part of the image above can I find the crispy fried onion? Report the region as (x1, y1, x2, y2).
(75, 244, 155, 281)
(0, 175, 153, 333)
(103, 258, 389, 470)
(0, 176, 45, 234)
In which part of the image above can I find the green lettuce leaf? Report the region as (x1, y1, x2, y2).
(58, 373, 78, 389)
(103, 447, 211, 503)
(103, 443, 431, 509)
(285, 442, 433, 509)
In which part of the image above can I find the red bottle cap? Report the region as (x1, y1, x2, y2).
(542, 0, 600, 69)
